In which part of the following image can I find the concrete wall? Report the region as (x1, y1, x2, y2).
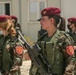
(47, 0, 61, 8)
(61, 0, 76, 31)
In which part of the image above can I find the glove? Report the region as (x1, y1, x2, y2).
(64, 63, 75, 75)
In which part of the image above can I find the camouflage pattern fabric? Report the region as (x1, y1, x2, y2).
(0, 35, 23, 75)
(68, 31, 76, 75)
(29, 29, 75, 75)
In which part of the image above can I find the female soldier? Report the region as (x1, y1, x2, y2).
(0, 15, 23, 75)
(67, 17, 76, 75)
(29, 7, 75, 75)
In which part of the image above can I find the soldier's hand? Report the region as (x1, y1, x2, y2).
(64, 63, 75, 75)
(24, 52, 31, 60)
(10, 66, 20, 72)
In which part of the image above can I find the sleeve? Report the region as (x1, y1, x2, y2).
(60, 33, 75, 75)
(64, 34, 74, 55)
(62, 34, 75, 59)
(14, 41, 24, 66)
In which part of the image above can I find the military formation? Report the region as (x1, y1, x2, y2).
(0, 6, 76, 75)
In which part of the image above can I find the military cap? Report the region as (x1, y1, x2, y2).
(10, 15, 17, 20)
(0, 15, 11, 22)
(10, 15, 18, 23)
(68, 17, 76, 23)
(38, 7, 61, 21)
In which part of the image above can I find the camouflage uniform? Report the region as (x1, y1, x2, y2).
(68, 31, 76, 75)
(0, 35, 23, 75)
(30, 30, 75, 75)
(68, 31, 76, 44)
(0, 15, 23, 75)
(67, 17, 76, 75)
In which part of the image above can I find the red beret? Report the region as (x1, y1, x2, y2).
(10, 15, 17, 20)
(0, 15, 7, 22)
(0, 15, 11, 22)
(38, 7, 61, 21)
(68, 17, 76, 23)
(41, 7, 61, 16)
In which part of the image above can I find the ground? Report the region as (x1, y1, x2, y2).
(20, 60, 31, 75)
(20, 51, 31, 75)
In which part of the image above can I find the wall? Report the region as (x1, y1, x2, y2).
(47, 0, 61, 8)
(61, 0, 76, 30)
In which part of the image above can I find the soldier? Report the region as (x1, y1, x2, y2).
(0, 15, 23, 75)
(29, 7, 75, 75)
(67, 17, 76, 43)
(67, 17, 76, 75)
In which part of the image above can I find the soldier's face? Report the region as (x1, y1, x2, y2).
(67, 22, 76, 32)
(40, 16, 52, 30)
(67, 22, 72, 31)
(6, 19, 16, 36)
(70, 24, 76, 32)
(0, 28, 8, 36)
(0, 19, 16, 36)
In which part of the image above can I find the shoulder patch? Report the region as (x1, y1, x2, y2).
(66, 45, 74, 56)
(15, 46, 23, 55)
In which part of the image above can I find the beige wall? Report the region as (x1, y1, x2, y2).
(47, 0, 61, 8)
(11, 0, 20, 23)
(21, 0, 41, 41)
(0, 0, 10, 1)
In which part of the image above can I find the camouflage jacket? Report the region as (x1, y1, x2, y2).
(38, 29, 75, 74)
(67, 31, 76, 44)
(0, 34, 23, 73)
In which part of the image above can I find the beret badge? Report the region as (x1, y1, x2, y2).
(43, 11, 47, 15)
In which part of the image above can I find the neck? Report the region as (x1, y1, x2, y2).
(47, 27, 57, 37)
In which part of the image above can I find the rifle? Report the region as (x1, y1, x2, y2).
(16, 27, 52, 75)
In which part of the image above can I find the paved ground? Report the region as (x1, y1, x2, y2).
(20, 50, 31, 75)
(20, 60, 31, 75)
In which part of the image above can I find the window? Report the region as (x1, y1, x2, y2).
(28, 0, 47, 22)
(0, 2, 11, 15)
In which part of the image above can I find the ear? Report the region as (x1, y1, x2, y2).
(50, 18, 55, 23)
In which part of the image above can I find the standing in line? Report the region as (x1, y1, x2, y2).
(29, 7, 75, 75)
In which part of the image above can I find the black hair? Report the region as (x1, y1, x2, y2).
(48, 15, 61, 27)
(58, 17, 66, 31)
